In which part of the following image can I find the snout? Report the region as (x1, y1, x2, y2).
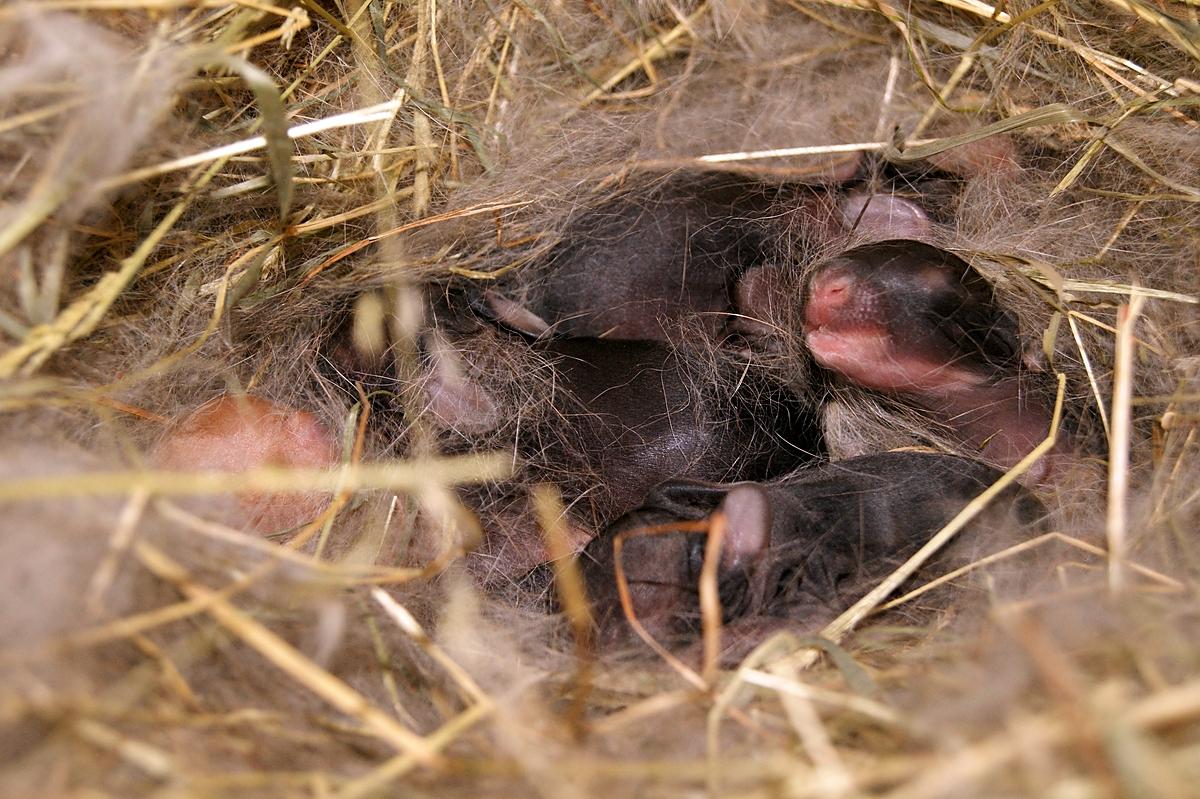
(804, 264, 858, 330)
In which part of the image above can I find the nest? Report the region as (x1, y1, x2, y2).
(1, 1, 1198, 796)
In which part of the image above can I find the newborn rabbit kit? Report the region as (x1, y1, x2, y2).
(2, 3, 1198, 796)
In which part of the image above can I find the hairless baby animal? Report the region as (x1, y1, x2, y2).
(804, 239, 1067, 479)
(482, 171, 927, 342)
(582, 450, 1048, 659)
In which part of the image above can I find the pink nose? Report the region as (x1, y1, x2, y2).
(805, 269, 856, 328)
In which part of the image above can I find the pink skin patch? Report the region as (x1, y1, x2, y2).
(839, 192, 932, 240)
(805, 263, 1061, 479)
(804, 327, 984, 394)
(425, 371, 501, 433)
(731, 264, 797, 341)
(718, 484, 771, 572)
(484, 290, 551, 337)
(932, 380, 1055, 469)
(153, 395, 340, 533)
(804, 266, 984, 394)
(827, 152, 864, 182)
(423, 333, 502, 434)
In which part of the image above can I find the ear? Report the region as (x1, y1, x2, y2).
(732, 264, 794, 340)
(717, 483, 772, 572)
(422, 334, 501, 434)
(840, 192, 932, 240)
(483, 290, 551, 337)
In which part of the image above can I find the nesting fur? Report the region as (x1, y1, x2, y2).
(2, 1, 1199, 795)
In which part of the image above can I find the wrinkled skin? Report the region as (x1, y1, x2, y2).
(582, 451, 1048, 658)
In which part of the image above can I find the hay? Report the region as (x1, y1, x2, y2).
(2, 1, 1199, 796)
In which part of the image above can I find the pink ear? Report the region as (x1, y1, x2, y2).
(839, 192, 932, 240)
(484, 290, 551, 337)
(424, 373, 501, 433)
(718, 483, 772, 572)
(152, 395, 339, 533)
(423, 335, 501, 434)
(731, 264, 798, 341)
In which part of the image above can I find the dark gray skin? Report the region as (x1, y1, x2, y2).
(582, 451, 1048, 657)
(482, 170, 974, 344)
(328, 316, 825, 578)
(483, 173, 840, 340)
(325, 297, 823, 529)
(519, 338, 823, 529)
(802, 240, 1064, 478)
(484, 179, 1063, 474)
